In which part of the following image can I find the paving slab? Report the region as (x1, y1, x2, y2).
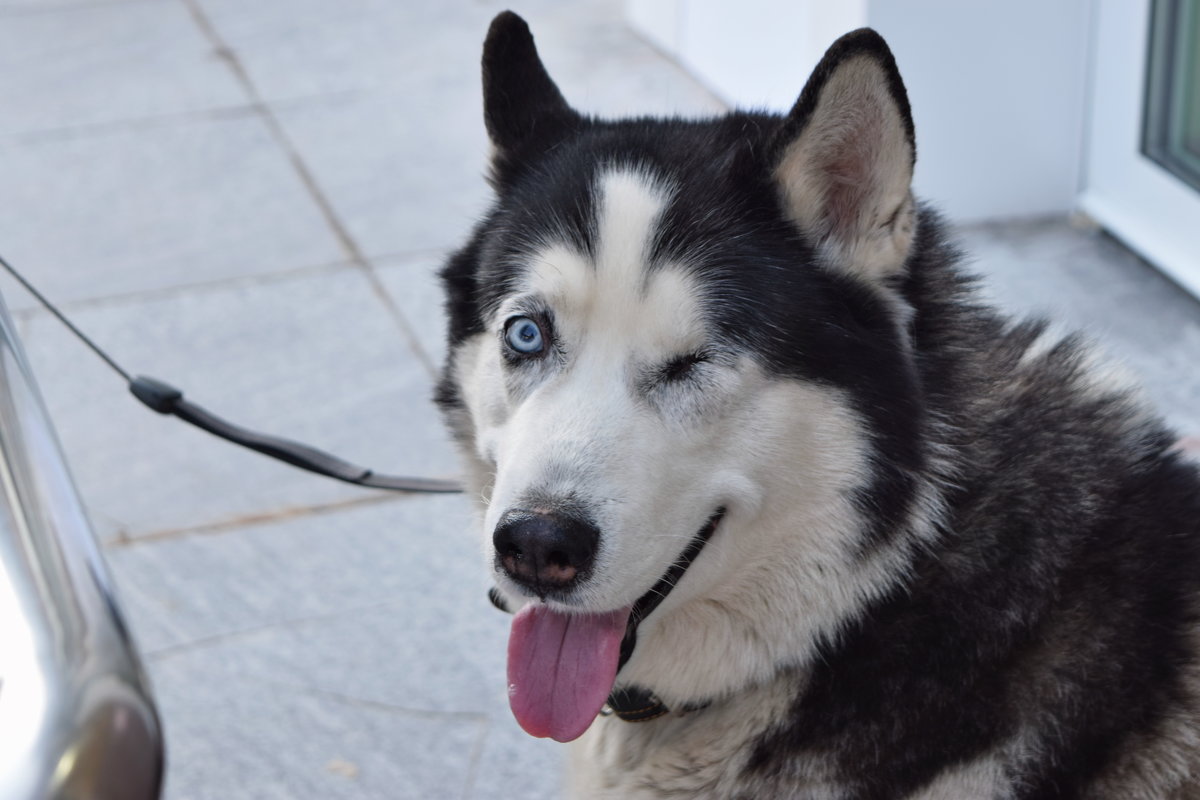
(0, 113, 346, 310)
(106, 493, 517, 723)
(18, 266, 459, 542)
(144, 597, 507, 715)
(190, 0, 488, 101)
(0, 0, 153, 10)
(270, 85, 495, 262)
(375, 252, 452, 369)
(105, 494, 478, 654)
(152, 661, 485, 800)
(469, 715, 562, 800)
(199, 0, 724, 261)
(0, 0, 244, 138)
(105, 492, 563, 798)
(522, 3, 728, 118)
(191, 0, 720, 114)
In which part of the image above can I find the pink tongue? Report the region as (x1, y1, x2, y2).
(507, 604, 631, 742)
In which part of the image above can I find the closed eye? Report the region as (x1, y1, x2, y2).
(659, 352, 709, 383)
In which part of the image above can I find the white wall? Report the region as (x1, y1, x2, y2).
(627, 0, 1092, 223)
(629, 0, 867, 111)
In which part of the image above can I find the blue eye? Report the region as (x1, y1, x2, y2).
(504, 316, 545, 355)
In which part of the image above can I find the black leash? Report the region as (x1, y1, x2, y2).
(603, 509, 722, 721)
(0, 253, 462, 494)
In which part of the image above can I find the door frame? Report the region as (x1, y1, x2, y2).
(1079, 0, 1200, 299)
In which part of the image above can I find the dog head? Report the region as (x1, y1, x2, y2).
(436, 12, 931, 742)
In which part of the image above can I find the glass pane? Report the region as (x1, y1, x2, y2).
(1181, 10, 1200, 161)
(1144, 0, 1200, 192)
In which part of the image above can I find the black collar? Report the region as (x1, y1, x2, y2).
(606, 685, 671, 722)
(605, 509, 724, 722)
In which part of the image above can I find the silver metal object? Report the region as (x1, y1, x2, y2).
(0, 289, 163, 799)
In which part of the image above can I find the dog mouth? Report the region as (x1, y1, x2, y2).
(505, 508, 725, 742)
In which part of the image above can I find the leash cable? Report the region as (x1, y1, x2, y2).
(0, 253, 463, 494)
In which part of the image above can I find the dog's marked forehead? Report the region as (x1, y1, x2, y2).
(594, 168, 669, 287)
(519, 167, 706, 350)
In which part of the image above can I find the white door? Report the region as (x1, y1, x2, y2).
(1080, 0, 1200, 299)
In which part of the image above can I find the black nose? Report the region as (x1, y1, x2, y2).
(493, 509, 599, 592)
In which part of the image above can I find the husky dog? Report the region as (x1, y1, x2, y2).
(435, 11, 1200, 798)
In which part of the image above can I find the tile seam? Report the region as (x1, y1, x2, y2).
(101, 489, 436, 548)
(178, 0, 439, 378)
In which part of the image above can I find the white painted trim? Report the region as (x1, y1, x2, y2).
(1081, 0, 1200, 299)
(1079, 189, 1200, 299)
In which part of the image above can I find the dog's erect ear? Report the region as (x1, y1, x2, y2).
(482, 12, 577, 159)
(771, 29, 916, 284)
